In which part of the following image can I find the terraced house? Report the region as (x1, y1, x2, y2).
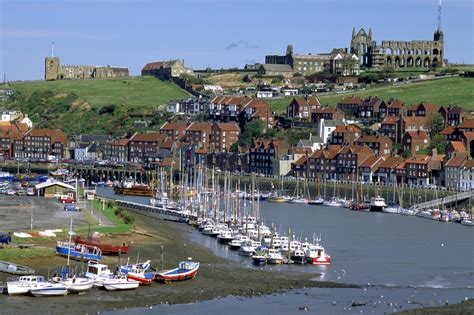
(286, 96, 321, 121)
(13, 128, 67, 160)
(128, 132, 165, 163)
(250, 138, 290, 175)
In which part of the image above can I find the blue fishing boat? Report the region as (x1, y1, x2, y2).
(155, 258, 199, 282)
(55, 241, 102, 261)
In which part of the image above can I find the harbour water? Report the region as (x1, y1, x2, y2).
(97, 188, 474, 314)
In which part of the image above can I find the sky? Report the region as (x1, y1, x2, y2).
(1, 0, 473, 81)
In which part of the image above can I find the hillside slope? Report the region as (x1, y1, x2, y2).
(1, 76, 188, 135)
(268, 77, 474, 113)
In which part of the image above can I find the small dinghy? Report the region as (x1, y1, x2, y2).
(155, 258, 199, 283)
(0, 260, 35, 275)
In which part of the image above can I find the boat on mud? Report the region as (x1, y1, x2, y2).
(154, 259, 199, 282)
(75, 236, 129, 255)
(0, 260, 35, 275)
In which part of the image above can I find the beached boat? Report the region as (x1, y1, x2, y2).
(155, 259, 200, 282)
(29, 283, 68, 297)
(0, 260, 35, 275)
(55, 241, 102, 261)
(7, 275, 46, 295)
(120, 260, 154, 285)
(55, 276, 94, 293)
(75, 236, 129, 255)
(84, 260, 114, 287)
(103, 275, 140, 291)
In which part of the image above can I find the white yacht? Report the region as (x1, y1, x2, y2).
(103, 275, 140, 291)
(369, 196, 387, 211)
(7, 275, 46, 295)
(84, 260, 113, 287)
(266, 248, 283, 264)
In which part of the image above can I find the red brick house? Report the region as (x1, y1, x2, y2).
(329, 125, 362, 145)
(13, 128, 67, 160)
(354, 135, 392, 156)
(445, 105, 471, 126)
(379, 116, 400, 143)
(386, 100, 406, 117)
(159, 121, 187, 140)
(336, 96, 362, 116)
(128, 132, 165, 163)
(402, 130, 429, 155)
(250, 138, 290, 175)
(103, 138, 129, 162)
(286, 96, 321, 121)
(311, 106, 345, 124)
(185, 122, 212, 149)
(405, 154, 432, 186)
(210, 123, 240, 152)
(358, 97, 386, 119)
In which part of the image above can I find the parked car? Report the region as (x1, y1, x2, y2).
(64, 204, 80, 212)
(16, 190, 26, 196)
(59, 196, 76, 203)
(6, 189, 15, 195)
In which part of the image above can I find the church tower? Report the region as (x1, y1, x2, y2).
(45, 57, 60, 81)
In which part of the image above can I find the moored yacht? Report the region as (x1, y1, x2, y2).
(369, 196, 387, 212)
(7, 275, 46, 295)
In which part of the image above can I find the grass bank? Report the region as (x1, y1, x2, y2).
(268, 77, 474, 113)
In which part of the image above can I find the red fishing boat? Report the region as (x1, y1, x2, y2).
(155, 259, 200, 283)
(75, 236, 129, 255)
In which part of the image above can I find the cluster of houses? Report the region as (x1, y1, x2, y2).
(1, 93, 473, 190)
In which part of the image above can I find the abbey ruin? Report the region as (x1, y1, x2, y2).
(350, 27, 444, 69)
(44, 56, 129, 81)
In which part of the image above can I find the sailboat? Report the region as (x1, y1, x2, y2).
(383, 184, 401, 214)
(309, 179, 324, 205)
(460, 197, 474, 226)
(288, 176, 309, 204)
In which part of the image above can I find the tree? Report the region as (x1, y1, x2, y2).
(401, 150, 412, 159)
(239, 119, 265, 146)
(429, 134, 448, 154)
(425, 113, 445, 138)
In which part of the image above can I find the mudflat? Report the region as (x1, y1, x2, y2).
(0, 210, 355, 315)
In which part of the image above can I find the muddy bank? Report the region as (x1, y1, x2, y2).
(0, 210, 356, 315)
(398, 299, 474, 315)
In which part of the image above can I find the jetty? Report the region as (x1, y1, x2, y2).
(115, 200, 196, 223)
(409, 191, 472, 210)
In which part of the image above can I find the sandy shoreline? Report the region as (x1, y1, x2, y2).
(0, 210, 357, 314)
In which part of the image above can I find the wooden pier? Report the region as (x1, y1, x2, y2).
(115, 200, 196, 223)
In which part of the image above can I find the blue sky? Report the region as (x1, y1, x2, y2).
(1, 0, 473, 81)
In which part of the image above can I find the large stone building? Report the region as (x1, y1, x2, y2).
(263, 45, 359, 77)
(141, 60, 194, 80)
(45, 56, 129, 81)
(350, 27, 444, 69)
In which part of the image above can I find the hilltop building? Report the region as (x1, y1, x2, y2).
(45, 56, 129, 81)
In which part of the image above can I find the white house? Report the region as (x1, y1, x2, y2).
(203, 85, 223, 93)
(165, 101, 181, 114)
(20, 115, 33, 128)
(256, 91, 273, 98)
(1, 110, 22, 122)
(318, 119, 344, 144)
(281, 88, 298, 96)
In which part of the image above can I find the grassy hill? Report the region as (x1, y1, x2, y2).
(1, 76, 188, 135)
(268, 77, 474, 113)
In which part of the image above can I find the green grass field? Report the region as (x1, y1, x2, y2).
(268, 77, 474, 113)
(5, 76, 188, 109)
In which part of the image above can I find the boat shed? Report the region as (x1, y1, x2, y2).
(34, 181, 76, 198)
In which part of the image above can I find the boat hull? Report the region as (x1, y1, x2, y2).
(30, 286, 68, 297)
(75, 237, 129, 255)
(155, 268, 198, 282)
(127, 273, 154, 285)
(291, 255, 306, 264)
(103, 282, 139, 291)
(113, 187, 153, 197)
(55, 246, 102, 261)
(307, 256, 331, 266)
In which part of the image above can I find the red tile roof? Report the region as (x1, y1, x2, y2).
(406, 154, 431, 164)
(440, 126, 457, 135)
(214, 123, 240, 132)
(334, 124, 361, 133)
(28, 128, 67, 144)
(445, 156, 467, 167)
(130, 132, 164, 142)
(405, 130, 429, 140)
(462, 131, 474, 139)
(186, 122, 212, 132)
(449, 141, 466, 152)
(387, 100, 405, 109)
(457, 119, 474, 129)
(142, 61, 163, 71)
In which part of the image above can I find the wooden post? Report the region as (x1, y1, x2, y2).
(160, 246, 164, 270)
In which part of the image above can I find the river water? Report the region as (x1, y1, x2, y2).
(97, 188, 473, 314)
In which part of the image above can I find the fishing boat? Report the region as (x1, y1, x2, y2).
(251, 248, 267, 266)
(103, 275, 140, 291)
(55, 241, 102, 261)
(290, 249, 306, 264)
(29, 283, 68, 297)
(75, 236, 129, 255)
(228, 235, 249, 250)
(120, 260, 154, 285)
(155, 259, 200, 282)
(369, 196, 387, 212)
(266, 248, 283, 264)
(7, 275, 46, 295)
(0, 260, 35, 275)
(305, 236, 331, 265)
(239, 240, 260, 256)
